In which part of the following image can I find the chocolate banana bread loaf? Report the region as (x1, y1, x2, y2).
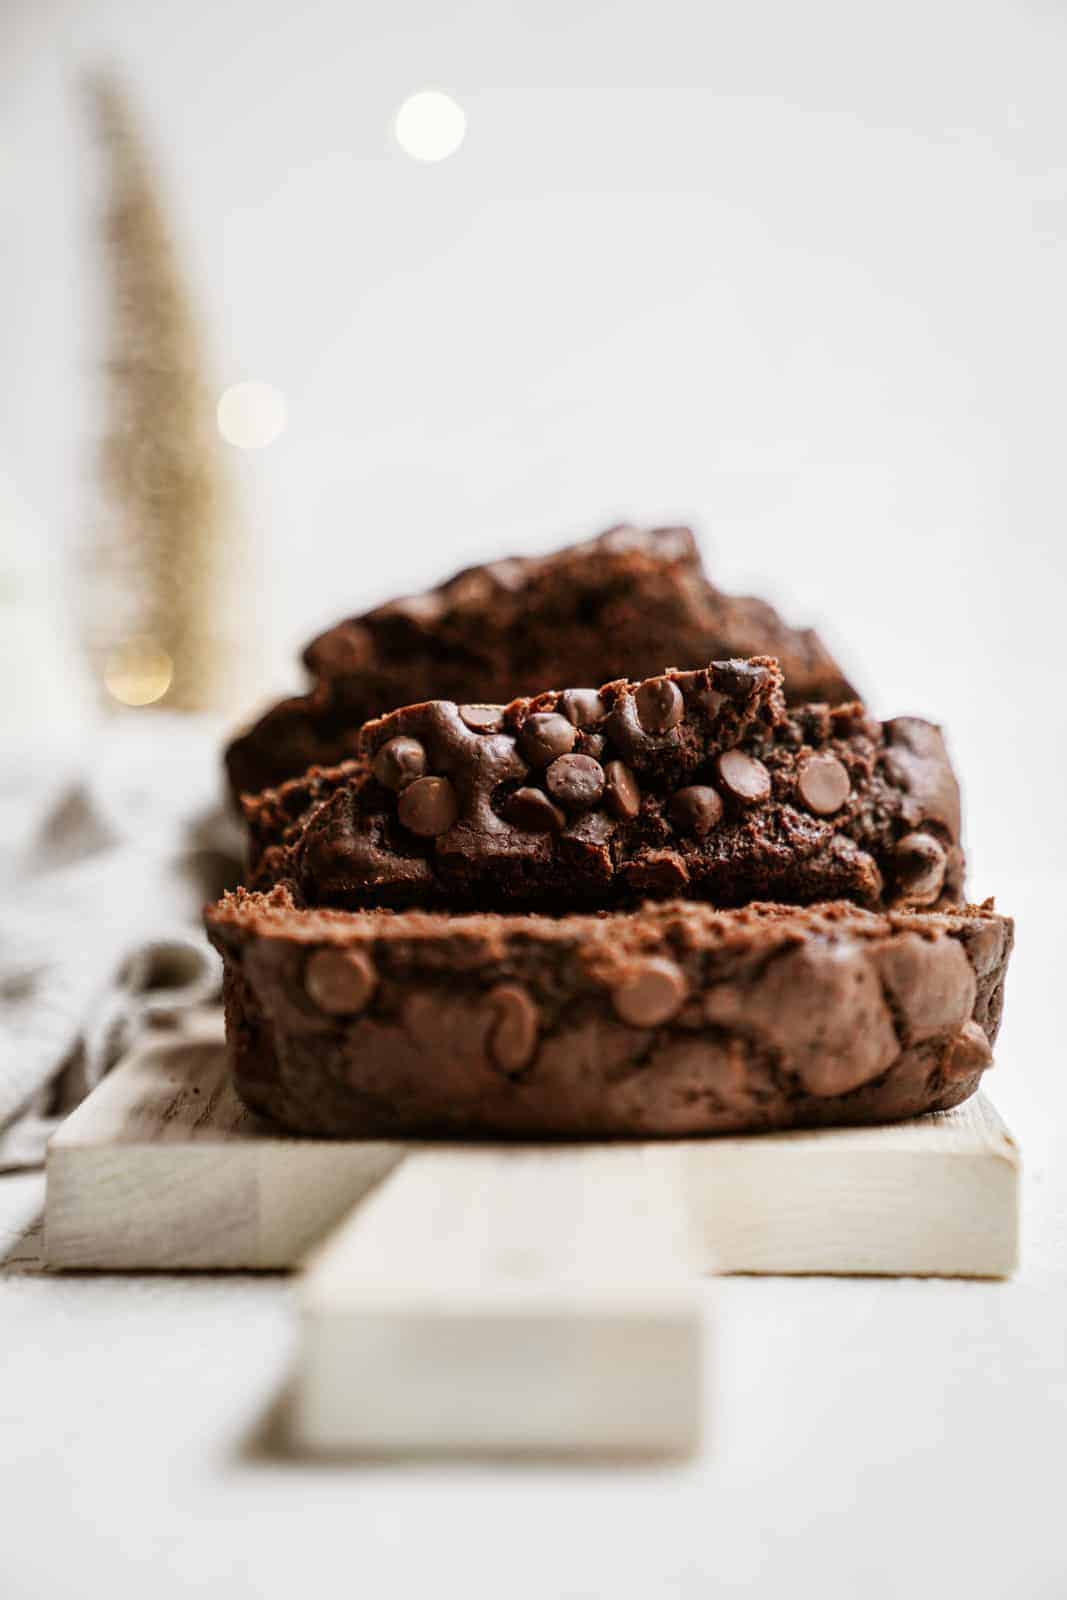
(225, 525, 856, 800)
(244, 658, 963, 914)
(205, 888, 1011, 1139)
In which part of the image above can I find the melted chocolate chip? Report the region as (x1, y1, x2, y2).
(705, 941, 898, 1096)
(502, 786, 565, 832)
(717, 749, 771, 805)
(894, 831, 947, 905)
(397, 776, 459, 837)
(878, 932, 976, 1044)
(486, 983, 540, 1072)
(714, 659, 771, 697)
(559, 688, 606, 727)
(371, 736, 426, 791)
(670, 785, 724, 837)
(458, 703, 505, 733)
(796, 753, 851, 816)
(519, 712, 577, 767)
(604, 760, 640, 820)
(304, 947, 377, 1015)
(942, 1019, 993, 1081)
(545, 753, 605, 810)
(611, 956, 687, 1026)
(633, 675, 684, 735)
(964, 920, 1006, 979)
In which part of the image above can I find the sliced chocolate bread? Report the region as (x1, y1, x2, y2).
(244, 658, 962, 914)
(205, 889, 1010, 1139)
(225, 524, 856, 800)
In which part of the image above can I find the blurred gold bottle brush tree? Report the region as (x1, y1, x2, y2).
(84, 71, 245, 714)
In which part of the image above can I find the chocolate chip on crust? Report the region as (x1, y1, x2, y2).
(633, 675, 684, 735)
(397, 776, 459, 837)
(894, 831, 947, 905)
(519, 712, 577, 767)
(612, 956, 687, 1026)
(502, 786, 566, 833)
(305, 948, 377, 1015)
(545, 753, 605, 810)
(942, 1019, 993, 1081)
(714, 659, 772, 697)
(559, 688, 606, 728)
(717, 749, 771, 805)
(670, 785, 724, 837)
(371, 736, 426, 791)
(486, 983, 540, 1072)
(796, 753, 851, 816)
(604, 760, 640, 820)
(458, 704, 505, 733)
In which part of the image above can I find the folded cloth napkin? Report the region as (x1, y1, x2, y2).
(0, 716, 243, 1170)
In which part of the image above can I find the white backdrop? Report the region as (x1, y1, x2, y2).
(5, 0, 1066, 889)
(2, 6, 1067, 1595)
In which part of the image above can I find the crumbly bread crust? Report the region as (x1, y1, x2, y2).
(242, 658, 962, 914)
(225, 525, 856, 800)
(205, 889, 1010, 1139)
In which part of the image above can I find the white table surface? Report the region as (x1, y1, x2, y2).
(3, 875, 1065, 1600)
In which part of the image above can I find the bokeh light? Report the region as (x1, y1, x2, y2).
(216, 382, 288, 449)
(393, 90, 466, 162)
(104, 637, 173, 706)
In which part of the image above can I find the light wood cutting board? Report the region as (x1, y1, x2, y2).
(44, 1010, 1019, 1279)
(43, 1011, 1019, 1456)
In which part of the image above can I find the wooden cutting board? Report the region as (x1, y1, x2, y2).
(43, 1011, 1019, 1456)
(44, 1009, 1020, 1279)
(293, 1140, 706, 1456)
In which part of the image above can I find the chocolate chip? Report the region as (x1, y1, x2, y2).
(559, 688, 606, 728)
(670, 785, 724, 837)
(964, 919, 1007, 980)
(502, 786, 565, 833)
(397, 775, 459, 837)
(633, 676, 684, 735)
(604, 760, 641, 820)
(304, 947, 377, 1015)
(486, 983, 540, 1072)
(705, 942, 898, 1096)
(458, 703, 505, 733)
(578, 732, 606, 761)
(612, 956, 687, 1027)
(545, 753, 605, 810)
(518, 712, 576, 767)
(717, 749, 771, 805)
(942, 1019, 993, 1081)
(371, 736, 426, 791)
(875, 933, 976, 1042)
(714, 659, 770, 697)
(894, 831, 947, 905)
(796, 753, 851, 816)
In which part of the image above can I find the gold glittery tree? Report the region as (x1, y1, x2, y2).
(85, 70, 240, 712)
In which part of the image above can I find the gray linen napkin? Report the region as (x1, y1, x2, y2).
(0, 717, 242, 1170)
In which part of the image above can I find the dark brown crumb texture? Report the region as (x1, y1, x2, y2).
(225, 524, 856, 801)
(205, 888, 1011, 1140)
(244, 657, 963, 915)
